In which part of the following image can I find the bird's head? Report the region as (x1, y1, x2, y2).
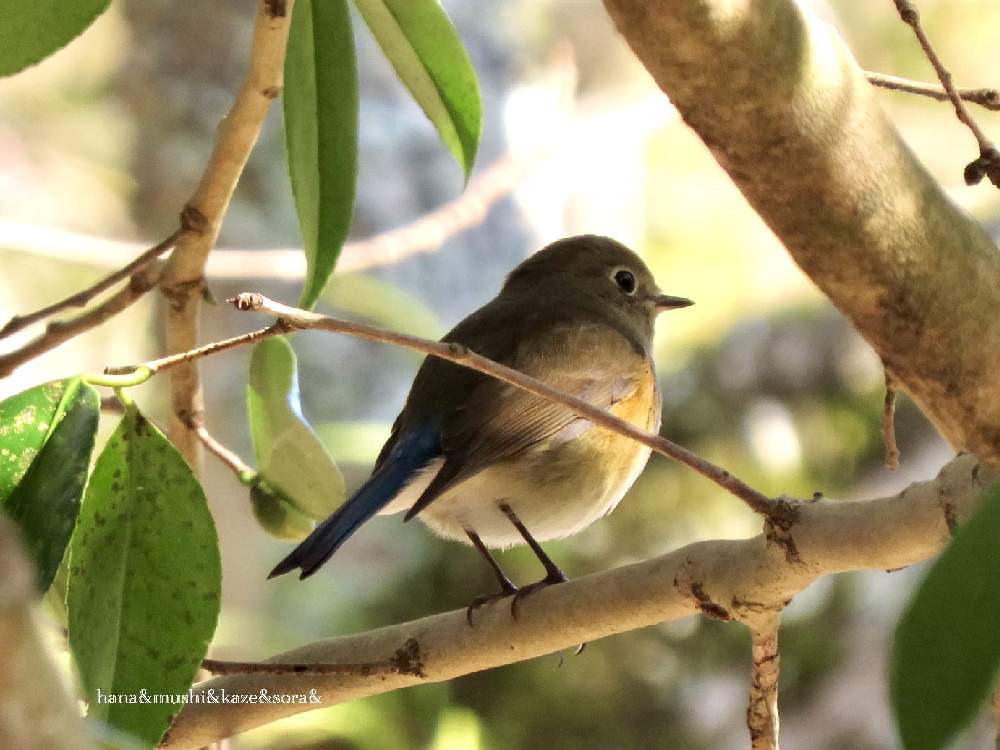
(502, 234, 693, 344)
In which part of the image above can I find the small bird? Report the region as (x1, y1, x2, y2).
(269, 235, 692, 615)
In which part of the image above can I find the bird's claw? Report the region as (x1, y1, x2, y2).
(466, 582, 519, 626)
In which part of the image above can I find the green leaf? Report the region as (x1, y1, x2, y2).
(354, 0, 481, 178)
(3, 378, 99, 591)
(0, 0, 111, 77)
(284, 0, 358, 309)
(247, 336, 346, 523)
(0, 378, 73, 500)
(67, 407, 221, 747)
(891, 482, 1000, 750)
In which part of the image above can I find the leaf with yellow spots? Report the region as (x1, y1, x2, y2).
(67, 404, 221, 746)
(0, 377, 99, 591)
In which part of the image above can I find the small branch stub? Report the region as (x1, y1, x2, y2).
(747, 615, 781, 750)
(882, 369, 901, 470)
(866, 71, 1000, 111)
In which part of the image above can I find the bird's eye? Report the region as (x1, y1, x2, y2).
(613, 269, 637, 295)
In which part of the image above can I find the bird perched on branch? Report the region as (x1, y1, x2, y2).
(270, 235, 692, 616)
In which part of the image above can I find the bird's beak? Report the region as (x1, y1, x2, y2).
(652, 293, 695, 312)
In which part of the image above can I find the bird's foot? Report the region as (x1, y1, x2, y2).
(510, 568, 567, 620)
(466, 579, 519, 626)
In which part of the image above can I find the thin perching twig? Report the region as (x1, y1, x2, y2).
(746, 614, 781, 750)
(104, 322, 288, 379)
(892, 0, 1000, 187)
(0, 227, 183, 341)
(109, 293, 779, 516)
(229, 295, 779, 514)
(865, 71, 1000, 111)
(882, 370, 900, 470)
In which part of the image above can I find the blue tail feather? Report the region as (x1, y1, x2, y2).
(268, 425, 439, 580)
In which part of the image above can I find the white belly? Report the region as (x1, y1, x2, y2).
(379, 434, 653, 548)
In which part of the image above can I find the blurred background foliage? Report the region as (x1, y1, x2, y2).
(2, 0, 1000, 748)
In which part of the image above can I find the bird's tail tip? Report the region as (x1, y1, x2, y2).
(267, 555, 299, 580)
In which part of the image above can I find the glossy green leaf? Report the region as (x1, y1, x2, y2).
(3, 378, 99, 591)
(247, 336, 346, 523)
(891, 482, 1000, 750)
(67, 407, 221, 747)
(0, 378, 73, 500)
(354, 0, 481, 178)
(284, 0, 358, 309)
(0, 0, 111, 77)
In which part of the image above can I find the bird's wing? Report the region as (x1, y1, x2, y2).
(404, 320, 651, 520)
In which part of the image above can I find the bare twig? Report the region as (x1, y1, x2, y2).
(747, 614, 781, 750)
(866, 71, 1000, 111)
(892, 0, 1000, 187)
(0, 264, 162, 378)
(0, 228, 182, 341)
(158, 0, 295, 465)
(105, 323, 287, 379)
(882, 370, 900, 470)
(187, 417, 256, 480)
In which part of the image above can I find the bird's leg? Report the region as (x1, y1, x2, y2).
(465, 529, 519, 626)
(498, 502, 568, 620)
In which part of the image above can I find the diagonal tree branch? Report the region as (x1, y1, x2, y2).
(0, 263, 163, 378)
(601, 0, 1000, 469)
(157, 0, 296, 466)
(0, 228, 182, 341)
(159, 454, 990, 748)
(228, 293, 778, 513)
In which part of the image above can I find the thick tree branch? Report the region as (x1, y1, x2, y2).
(160, 454, 989, 748)
(601, 0, 1000, 469)
(157, 0, 294, 465)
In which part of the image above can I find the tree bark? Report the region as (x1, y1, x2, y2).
(161, 454, 988, 748)
(602, 0, 1000, 466)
